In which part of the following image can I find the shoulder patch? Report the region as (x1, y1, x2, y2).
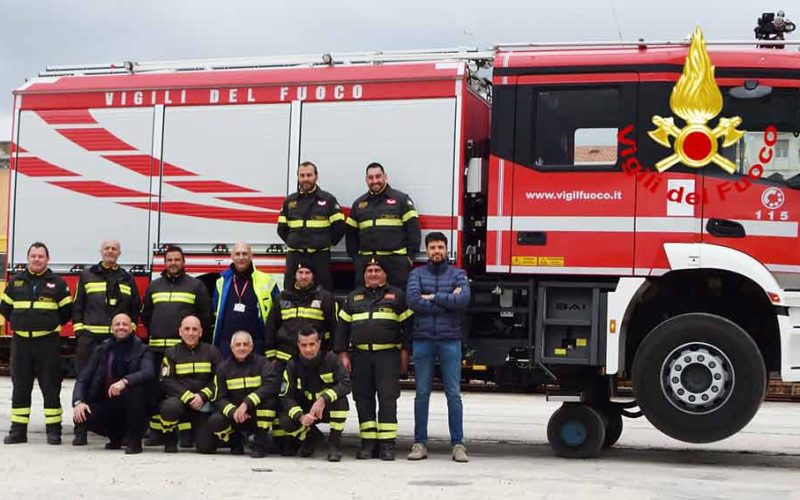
(384, 293, 396, 301)
(358, 201, 368, 208)
(13, 280, 24, 287)
(310, 299, 322, 309)
(288, 200, 298, 209)
(353, 294, 364, 302)
(161, 362, 170, 378)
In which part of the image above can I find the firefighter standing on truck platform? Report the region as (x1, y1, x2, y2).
(72, 239, 140, 375)
(158, 315, 222, 453)
(334, 258, 412, 460)
(265, 261, 336, 450)
(199, 331, 279, 458)
(279, 325, 351, 461)
(277, 161, 346, 291)
(141, 245, 213, 446)
(346, 162, 421, 291)
(1, 242, 72, 445)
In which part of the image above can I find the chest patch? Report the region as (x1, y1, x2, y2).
(13, 280, 24, 287)
(353, 294, 364, 302)
(386, 198, 397, 205)
(317, 200, 327, 206)
(311, 299, 322, 309)
(384, 293, 396, 301)
(46, 282, 56, 289)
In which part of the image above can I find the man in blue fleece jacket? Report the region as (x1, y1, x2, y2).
(405, 232, 471, 463)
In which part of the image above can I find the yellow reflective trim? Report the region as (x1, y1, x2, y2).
(83, 325, 111, 334)
(328, 212, 345, 223)
(297, 307, 324, 321)
(32, 301, 58, 310)
(280, 308, 298, 320)
(371, 311, 400, 322)
(378, 422, 398, 431)
(286, 220, 305, 228)
(149, 338, 181, 347)
(84, 282, 107, 293)
(72, 323, 84, 331)
(345, 217, 358, 228)
(355, 343, 402, 351)
(226, 376, 262, 390)
(398, 309, 414, 322)
(247, 393, 261, 406)
(359, 420, 377, 431)
(288, 406, 303, 419)
(286, 246, 330, 253)
(58, 296, 72, 307)
(265, 349, 277, 359)
(357, 220, 373, 229)
(223, 404, 236, 416)
(360, 431, 378, 439)
(375, 218, 403, 227)
(14, 328, 59, 338)
(175, 362, 212, 374)
(320, 372, 334, 384)
(119, 284, 132, 295)
(322, 388, 338, 402)
(178, 422, 192, 431)
(44, 415, 62, 424)
(11, 408, 30, 415)
(275, 350, 292, 361)
(278, 215, 288, 224)
(377, 430, 397, 440)
(1, 293, 13, 305)
(180, 391, 194, 404)
(11, 415, 30, 424)
(201, 387, 213, 398)
(151, 292, 196, 304)
(329, 410, 348, 418)
(358, 248, 407, 255)
(304, 220, 331, 228)
(12, 301, 31, 308)
(338, 310, 352, 322)
(256, 409, 276, 418)
(351, 312, 370, 322)
(330, 421, 345, 431)
(272, 429, 287, 437)
(401, 209, 419, 222)
(256, 421, 272, 429)
(43, 408, 62, 416)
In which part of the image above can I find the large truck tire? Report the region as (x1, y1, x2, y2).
(597, 406, 623, 448)
(632, 313, 766, 443)
(546, 403, 606, 458)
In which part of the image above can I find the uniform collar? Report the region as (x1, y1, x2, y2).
(299, 185, 319, 195)
(368, 184, 389, 197)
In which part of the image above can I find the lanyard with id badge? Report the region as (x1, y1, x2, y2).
(233, 277, 248, 313)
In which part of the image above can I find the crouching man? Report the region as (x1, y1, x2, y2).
(159, 315, 222, 453)
(197, 331, 279, 457)
(279, 326, 351, 461)
(71, 313, 154, 454)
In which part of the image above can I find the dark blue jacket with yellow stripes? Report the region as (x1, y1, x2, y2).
(264, 284, 336, 361)
(213, 353, 279, 418)
(345, 185, 421, 260)
(141, 270, 213, 350)
(333, 283, 413, 352)
(279, 351, 351, 421)
(0, 268, 72, 337)
(277, 186, 345, 251)
(160, 341, 222, 404)
(72, 263, 140, 336)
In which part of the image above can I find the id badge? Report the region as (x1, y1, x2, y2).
(233, 303, 246, 313)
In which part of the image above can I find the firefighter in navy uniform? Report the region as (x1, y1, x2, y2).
(158, 315, 222, 453)
(334, 258, 412, 460)
(199, 331, 279, 457)
(264, 261, 337, 449)
(1, 242, 72, 445)
(141, 245, 213, 445)
(279, 326, 351, 462)
(72, 240, 140, 374)
(277, 161, 346, 291)
(346, 162, 421, 291)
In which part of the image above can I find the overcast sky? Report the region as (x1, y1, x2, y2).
(0, 0, 790, 141)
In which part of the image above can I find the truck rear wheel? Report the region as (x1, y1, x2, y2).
(546, 403, 606, 458)
(597, 406, 623, 448)
(632, 313, 766, 443)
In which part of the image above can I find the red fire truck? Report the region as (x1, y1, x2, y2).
(5, 30, 800, 457)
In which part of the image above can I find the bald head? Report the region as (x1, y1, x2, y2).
(100, 240, 121, 267)
(231, 242, 253, 272)
(179, 315, 202, 347)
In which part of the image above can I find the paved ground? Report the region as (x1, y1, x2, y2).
(1, 377, 800, 499)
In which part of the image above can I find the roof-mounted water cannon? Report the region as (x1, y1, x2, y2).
(755, 11, 796, 48)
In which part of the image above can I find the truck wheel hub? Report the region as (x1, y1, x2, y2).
(661, 343, 733, 414)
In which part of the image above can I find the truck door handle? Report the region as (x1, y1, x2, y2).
(517, 231, 547, 245)
(706, 218, 745, 238)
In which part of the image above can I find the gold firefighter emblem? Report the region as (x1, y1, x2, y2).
(648, 27, 744, 173)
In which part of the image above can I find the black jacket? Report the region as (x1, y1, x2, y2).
(264, 284, 336, 361)
(72, 336, 154, 405)
(213, 353, 279, 417)
(160, 341, 222, 404)
(141, 271, 212, 349)
(277, 187, 345, 251)
(334, 284, 412, 352)
(279, 351, 351, 421)
(72, 263, 140, 335)
(0, 268, 72, 336)
(345, 185, 421, 259)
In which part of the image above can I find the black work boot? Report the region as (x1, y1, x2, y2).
(105, 438, 123, 450)
(163, 432, 178, 453)
(72, 424, 88, 446)
(3, 424, 27, 444)
(379, 440, 396, 461)
(178, 429, 194, 449)
(46, 424, 62, 445)
(299, 427, 323, 458)
(282, 437, 300, 456)
(250, 431, 270, 458)
(143, 428, 163, 447)
(268, 435, 285, 455)
(230, 433, 245, 455)
(356, 439, 377, 460)
(327, 430, 343, 462)
(125, 438, 143, 455)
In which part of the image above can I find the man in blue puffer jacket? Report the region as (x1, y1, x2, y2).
(405, 232, 471, 463)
